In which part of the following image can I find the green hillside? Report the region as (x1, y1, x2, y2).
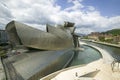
(104, 28, 120, 36)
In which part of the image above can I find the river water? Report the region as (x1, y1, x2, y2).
(69, 41, 120, 67)
(69, 45, 101, 66)
(85, 41, 120, 60)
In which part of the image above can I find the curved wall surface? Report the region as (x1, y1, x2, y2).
(4, 49, 74, 80)
(6, 21, 74, 50)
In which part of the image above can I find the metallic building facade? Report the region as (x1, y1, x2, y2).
(6, 21, 75, 50)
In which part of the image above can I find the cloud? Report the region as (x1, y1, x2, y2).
(0, 0, 120, 34)
(0, 2, 13, 29)
(75, 27, 94, 34)
(88, 6, 95, 11)
(65, 0, 84, 11)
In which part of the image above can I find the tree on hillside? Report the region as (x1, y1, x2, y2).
(98, 36, 105, 41)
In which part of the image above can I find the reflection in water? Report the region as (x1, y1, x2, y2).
(85, 41, 120, 60)
(69, 45, 101, 66)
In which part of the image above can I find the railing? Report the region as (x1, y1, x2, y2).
(111, 58, 120, 72)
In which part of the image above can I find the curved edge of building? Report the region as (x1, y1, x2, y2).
(3, 48, 75, 80)
(6, 21, 74, 50)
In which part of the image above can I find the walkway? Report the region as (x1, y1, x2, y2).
(87, 44, 114, 64)
(50, 42, 120, 80)
(80, 41, 114, 64)
(0, 57, 6, 80)
(51, 59, 120, 80)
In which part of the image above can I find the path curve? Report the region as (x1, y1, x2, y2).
(80, 41, 114, 64)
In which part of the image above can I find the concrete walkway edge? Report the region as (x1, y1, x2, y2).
(80, 41, 114, 64)
(0, 57, 6, 80)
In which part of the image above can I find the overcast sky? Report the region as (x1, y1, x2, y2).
(0, 0, 120, 34)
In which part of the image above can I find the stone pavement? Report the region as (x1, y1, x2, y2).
(50, 43, 120, 80)
(0, 57, 6, 80)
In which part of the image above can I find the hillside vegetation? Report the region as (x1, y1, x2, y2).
(104, 28, 120, 35)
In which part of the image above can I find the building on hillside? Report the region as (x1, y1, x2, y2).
(104, 34, 113, 40)
(87, 31, 120, 44)
(88, 32, 114, 41)
(113, 35, 120, 44)
(88, 32, 100, 41)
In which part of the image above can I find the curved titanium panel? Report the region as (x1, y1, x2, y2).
(6, 21, 74, 50)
